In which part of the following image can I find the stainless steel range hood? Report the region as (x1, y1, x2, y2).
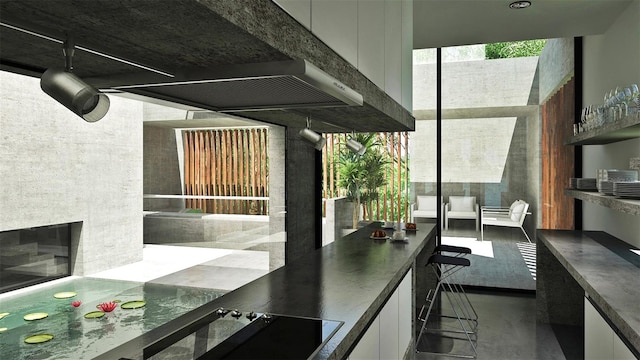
(98, 59, 363, 112)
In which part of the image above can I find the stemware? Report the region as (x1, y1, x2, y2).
(631, 84, 639, 108)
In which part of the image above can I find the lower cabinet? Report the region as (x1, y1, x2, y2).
(584, 296, 635, 360)
(349, 269, 412, 360)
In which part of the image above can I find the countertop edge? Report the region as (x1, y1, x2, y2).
(537, 229, 640, 354)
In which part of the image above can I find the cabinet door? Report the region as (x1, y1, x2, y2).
(357, 0, 385, 89)
(272, 0, 311, 29)
(585, 297, 613, 360)
(398, 269, 413, 359)
(400, 0, 412, 110)
(613, 332, 635, 360)
(384, 0, 402, 103)
(350, 316, 380, 360)
(311, 0, 358, 66)
(380, 290, 399, 360)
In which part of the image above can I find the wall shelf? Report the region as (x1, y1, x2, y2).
(565, 189, 640, 216)
(564, 113, 640, 145)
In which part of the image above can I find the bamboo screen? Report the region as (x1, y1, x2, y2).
(183, 128, 268, 215)
(322, 132, 410, 223)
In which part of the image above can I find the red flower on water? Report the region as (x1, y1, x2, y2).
(98, 302, 117, 312)
(71, 300, 82, 307)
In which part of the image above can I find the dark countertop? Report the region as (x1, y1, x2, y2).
(210, 222, 436, 359)
(102, 222, 436, 360)
(537, 230, 640, 353)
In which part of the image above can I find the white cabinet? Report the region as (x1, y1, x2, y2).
(273, 0, 413, 111)
(379, 290, 399, 359)
(398, 268, 412, 359)
(613, 331, 635, 360)
(349, 269, 413, 360)
(384, 0, 402, 104)
(350, 316, 380, 360)
(585, 296, 635, 360)
(400, 0, 413, 111)
(358, 0, 386, 89)
(272, 0, 311, 29)
(311, 0, 359, 67)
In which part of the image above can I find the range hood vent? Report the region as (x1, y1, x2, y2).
(105, 59, 363, 112)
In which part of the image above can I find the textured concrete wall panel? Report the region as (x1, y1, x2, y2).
(538, 38, 574, 103)
(0, 71, 143, 275)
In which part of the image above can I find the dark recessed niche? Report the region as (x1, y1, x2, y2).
(0, 223, 71, 294)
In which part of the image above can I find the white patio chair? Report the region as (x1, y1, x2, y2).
(444, 196, 479, 231)
(411, 195, 444, 229)
(480, 199, 531, 243)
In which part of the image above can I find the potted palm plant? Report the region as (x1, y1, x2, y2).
(337, 133, 388, 229)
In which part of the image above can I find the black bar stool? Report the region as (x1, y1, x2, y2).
(416, 252, 478, 358)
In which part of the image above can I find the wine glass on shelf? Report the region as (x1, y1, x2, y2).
(631, 84, 640, 115)
(614, 87, 626, 118)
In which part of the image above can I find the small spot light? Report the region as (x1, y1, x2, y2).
(509, 1, 531, 9)
(299, 128, 326, 150)
(41, 68, 110, 122)
(346, 138, 366, 156)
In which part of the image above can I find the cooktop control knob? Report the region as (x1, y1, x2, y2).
(231, 309, 242, 318)
(246, 311, 257, 320)
(216, 308, 229, 317)
(262, 313, 272, 323)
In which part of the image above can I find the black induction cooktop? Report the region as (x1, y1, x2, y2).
(144, 309, 343, 360)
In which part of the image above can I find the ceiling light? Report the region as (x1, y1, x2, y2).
(299, 117, 326, 150)
(509, 1, 531, 9)
(299, 128, 326, 150)
(41, 68, 110, 122)
(40, 37, 109, 122)
(346, 138, 366, 156)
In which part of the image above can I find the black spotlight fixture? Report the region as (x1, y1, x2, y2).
(40, 36, 110, 122)
(509, 1, 531, 9)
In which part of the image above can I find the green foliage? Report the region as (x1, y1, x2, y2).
(485, 40, 546, 59)
(337, 133, 389, 227)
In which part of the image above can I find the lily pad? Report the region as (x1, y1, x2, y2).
(112, 299, 121, 303)
(23, 313, 48, 321)
(0, 327, 7, 332)
(24, 334, 54, 344)
(84, 311, 105, 319)
(53, 292, 77, 299)
(121, 300, 146, 309)
(0, 312, 9, 320)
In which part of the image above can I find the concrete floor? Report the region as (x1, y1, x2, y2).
(88, 244, 269, 291)
(415, 290, 576, 360)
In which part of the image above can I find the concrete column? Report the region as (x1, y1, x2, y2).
(284, 125, 321, 262)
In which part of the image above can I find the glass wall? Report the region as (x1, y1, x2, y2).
(0, 223, 71, 294)
(412, 43, 542, 290)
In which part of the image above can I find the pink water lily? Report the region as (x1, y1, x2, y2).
(71, 300, 82, 307)
(98, 302, 117, 312)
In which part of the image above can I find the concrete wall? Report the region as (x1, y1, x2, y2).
(413, 56, 539, 113)
(539, 38, 575, 103)
(144, 214, 269, 249)
(582, 0, 640, 247)
(268, 126, 286, 270)
(323, 197, 353, 246)
(0, 71, 143, 275)
(285, 125, 321, 261)
(143, 126, 183, 211)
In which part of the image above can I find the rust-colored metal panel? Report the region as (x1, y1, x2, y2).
(541, 78, 575, 230)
